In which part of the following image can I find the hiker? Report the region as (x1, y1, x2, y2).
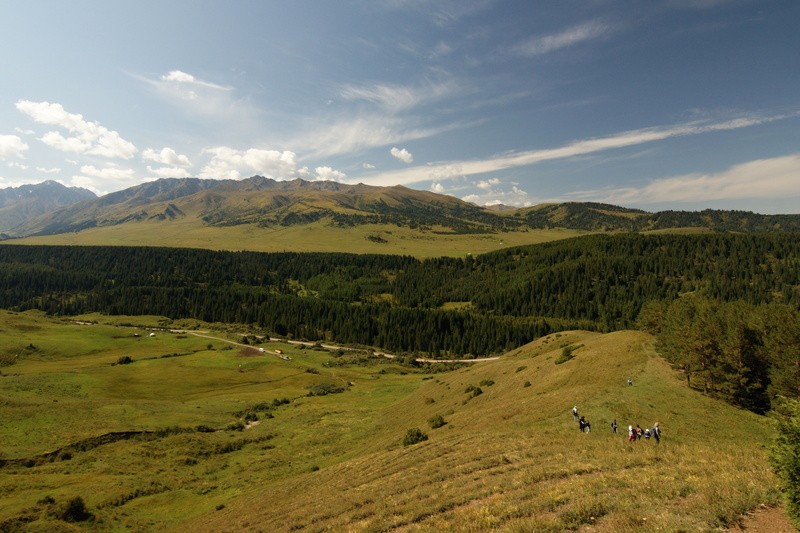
(627, 425, 636, 442)
(572, 405, 578, 421)
(611, 419, 618, 433)
(635, 424, 643, 440)
(579, 415, 586, 432)
(585, 420, 591, 433)
(644, 427, 651, 440)
(652, 422, 661, 444)
(627, 377, 633, 386)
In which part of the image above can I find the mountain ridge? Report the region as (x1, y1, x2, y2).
(3, 176, 800, 242)
(0, 180, 96, 235)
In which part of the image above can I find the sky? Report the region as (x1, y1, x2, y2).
(1, 0, 799, 213)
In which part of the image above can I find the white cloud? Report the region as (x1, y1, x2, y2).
(8, 161, 28, 170)
(430, 182, 445, 194)
(69, 165, 139, 195)
(142, 147, 192, 167)
(514, 20, 612, 57)
(567, 153, 800, 206)
(464, 183, 532, 208)
(0, 135, 29, 159)
(16, 100, 137, 159)
(390, 146, 414, 163)
(36, 167, 61, 174)
(146, 165, 190, 179)
(362, 162, 376, 169)
(314, 166, 347, 182)
(79, 165, 137, 181)
(363, 113, 791, 187)
(198, 147, 301, 180)
(477, 177, 500, 190)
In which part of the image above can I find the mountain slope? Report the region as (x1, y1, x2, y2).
(6, 177, 800, 257)
(0, 180, 95, 234)
(9, 176, 515, 238)
(185, 330, 778, 532)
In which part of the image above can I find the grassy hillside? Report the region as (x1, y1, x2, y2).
(188, 330, 779, 532)
(0, 311, 779, 531)
(8, 219, 586, 258)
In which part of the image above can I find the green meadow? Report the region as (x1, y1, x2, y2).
(0, 310, 782, 532)
(8, 219, 587, 258)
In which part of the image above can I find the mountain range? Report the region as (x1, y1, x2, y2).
(2, 176, 800, 240)
(0, 180, 95, 236)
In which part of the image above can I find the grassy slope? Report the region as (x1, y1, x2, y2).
(7, 219, 587, 258)
(187, 331, 779, 532)
(0, 312, 779, 531)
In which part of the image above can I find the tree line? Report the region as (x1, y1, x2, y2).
(0, 233, 799, 363)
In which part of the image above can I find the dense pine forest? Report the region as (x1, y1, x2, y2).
(1, 233, 799, 410)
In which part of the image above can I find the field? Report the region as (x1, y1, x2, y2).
(7, 219, 587, 258)
(0, 310, 784, 532)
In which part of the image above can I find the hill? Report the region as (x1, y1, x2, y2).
(0, 180, 95, 235)
(0, 311, 780, 531)
(5, 177, 800, 257)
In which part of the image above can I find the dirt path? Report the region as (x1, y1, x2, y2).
(173, 329, 499, 364)
(730, 505, 796, 533)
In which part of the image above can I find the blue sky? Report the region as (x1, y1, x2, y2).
(1, 0, 799, 213)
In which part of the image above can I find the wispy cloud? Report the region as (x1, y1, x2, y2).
(339, 80, 457, 113)
(291, 115, 459, 159)
(566, 153, 800, 206)
(362, 113, 791, 186)
(136, 69, 260, 125)
(513, 20, 613, 57)
(15, 101, 136, 159)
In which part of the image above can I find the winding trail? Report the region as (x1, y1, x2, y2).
(171, 329, 499, 364)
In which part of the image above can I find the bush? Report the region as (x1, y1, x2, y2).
(555, 344, 581, 364)
(116, 355, 133, 365)
(58, 496, 93, 522)
(464, 385, 483, 398)
(523, 380, 531, 388)
(402, 428, 428, 446)
(428, 414, 447, 429)
(307, 383, 346, 396)
(479, 379, 495, 387)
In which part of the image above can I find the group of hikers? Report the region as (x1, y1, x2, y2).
(572, 405, 662, 444)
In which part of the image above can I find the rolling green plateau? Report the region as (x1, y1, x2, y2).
(0, 311, 783, 531)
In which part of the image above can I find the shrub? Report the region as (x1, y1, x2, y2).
(464, 385, 483, 398)
(555, 344, 581, 365)
(515, 365, 527, 373)
(307, 383, 346, 396)
(402, 428, 428, 446)
(116, 355, 133, 365)
(771, 397, 800, 528)
(479, 379, 495, 387)
(428, 414, 447, 429)
(523, 380, 531, 388)
(58, 496, 93, 522)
